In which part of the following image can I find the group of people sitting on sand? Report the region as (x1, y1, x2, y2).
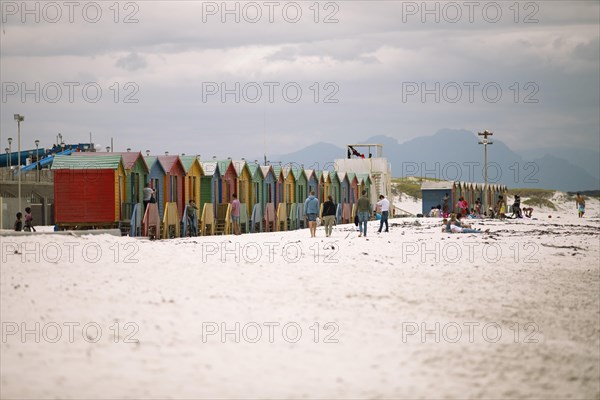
(431, 193, 534, 221)
(442, 213, 490, 234)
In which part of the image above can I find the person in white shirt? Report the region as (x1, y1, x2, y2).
(143, 183, 155, 210)
(376, 195, 390, 233)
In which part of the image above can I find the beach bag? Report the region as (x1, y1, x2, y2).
(316, 217, 321, 226)
(354, 215, 359, 226)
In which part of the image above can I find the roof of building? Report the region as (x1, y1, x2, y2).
(52, 154, 123, 170)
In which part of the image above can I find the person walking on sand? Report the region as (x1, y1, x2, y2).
(575, 192, 585, 218)
(376, 194, 390, 233)
(24, 207, 36, 232)
(356, 190, 371, 237)
(231, 193, 241, 235)
(143, 183, 155, 210)
(322, 195, 336, 237)
(304, 191, 320, 237)
(14, 212, 23, 232)
(442, 193, 450, 216)
(186, 199, 198, 236)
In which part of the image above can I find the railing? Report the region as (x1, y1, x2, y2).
(0, 168, 54, 183)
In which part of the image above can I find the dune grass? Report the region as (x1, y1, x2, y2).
(508, 188, 555, 199)
(523, 197, 557, 210)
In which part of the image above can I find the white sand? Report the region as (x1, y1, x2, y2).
(1, 195, 599, 399)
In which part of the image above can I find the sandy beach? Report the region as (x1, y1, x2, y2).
(1, 195, 599, 399)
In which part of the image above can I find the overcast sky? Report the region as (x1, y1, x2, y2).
(1, 1, 598, 161)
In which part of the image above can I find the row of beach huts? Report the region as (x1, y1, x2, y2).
(51, 152, 382, 237)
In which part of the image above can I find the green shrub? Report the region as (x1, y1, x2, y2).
(508, 188, 555, 199)
(523, 197, 556, 210)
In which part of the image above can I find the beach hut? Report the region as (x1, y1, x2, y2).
(247, 162, 264, 211)
(421, 181, 454, 216)
(157, 156, 186, 219)
(199, 161, 217, 210)
(217, 159, 238, 204)
(338, 172, 350, 205)
(180, 155, 204, 207)
(271, 165, 284, 208)
(144, 156, 163, 215)
(73, 151, 149, 219)
(357, 173, 372, 200)
(292, 166, 308, 203)
(52, 154, 126, 229)
(260, 165, 277, 232)
(306, 169, 319, 199)
(247, 162, 263, 232)
(282, 166, 296, 205)
(232, 159, 253, 219)
(328, 171, 341, 203)
(347, 172, 359, 203)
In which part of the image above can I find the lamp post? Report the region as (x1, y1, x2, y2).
(7, 137, 12, 168)
(478, 129, 494, 211)
(14, 114, 24, 213)
(4, 148, 8, 178)
(106, 146, 111, 153)
(35, 139, 40, 181)
(145, 150, 150, 156)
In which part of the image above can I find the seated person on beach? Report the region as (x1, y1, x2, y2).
(428, 206, 437, 217)
(449, 215, 488, 233)
(522, 207, 534, 218)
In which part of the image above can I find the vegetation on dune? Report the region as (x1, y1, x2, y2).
(391, 176, 445, 200)
(391, 181, 422, 199)
(508, 188, 555, 199)
(523, 197, 557, 210)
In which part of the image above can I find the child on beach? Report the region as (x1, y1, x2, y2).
(575, 193, 585, 218)
(24, 207, 36, 232)
(14, 212, 23, 231)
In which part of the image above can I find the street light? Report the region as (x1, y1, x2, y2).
(35, 139, 40, 182)
(478, 129, 494, 211)
(7, 137, 12, 168)
(106, 146, 111, 152)
(14, 114, 24, 213)
(145, 150, 150, 156)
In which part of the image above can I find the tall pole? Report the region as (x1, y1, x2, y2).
(14, 114, 24, 213)
(7, 138, 12, 168)
(478, 130, 494, 212)
(35, 140, 40, 182)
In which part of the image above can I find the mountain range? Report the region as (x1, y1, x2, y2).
(263, 129, 599, 192)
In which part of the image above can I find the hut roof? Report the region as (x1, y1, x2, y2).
(200, 161, 218, 176)
(217, 160, 234, 175)
(260, 165, 273, 178)
(52, 154, 123, 170)
(421, 181, 454, 190)
(72, 151, 148, 172)
(179, 155, 203, 174)
(156, 155, 183, 174)
(231, 160, 248, 176)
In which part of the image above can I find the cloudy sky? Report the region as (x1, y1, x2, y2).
(1, 1, 598, 162)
